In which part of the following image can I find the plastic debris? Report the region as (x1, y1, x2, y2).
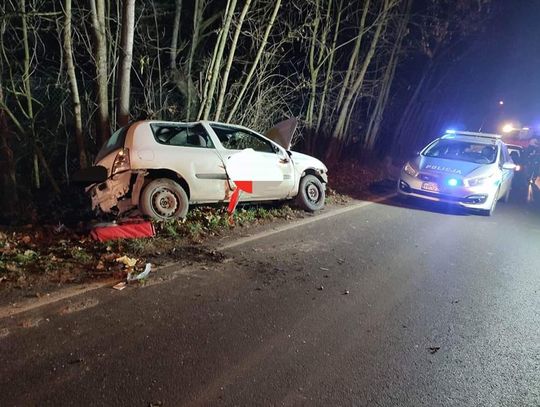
(115, 255, 137, 268)
(112, 282, 127, 290)
(127, 263, 152, 282)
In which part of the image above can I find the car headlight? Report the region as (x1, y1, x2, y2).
(403, 162, 418, 177)
(466, 173, 496, 187)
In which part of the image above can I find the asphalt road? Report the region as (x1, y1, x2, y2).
(1, 196, 539, 406)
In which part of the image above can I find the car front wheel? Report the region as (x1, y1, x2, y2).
(479, 190, 499, 217)
(139, 178, 189, 220)
(295, 174, 325, 212)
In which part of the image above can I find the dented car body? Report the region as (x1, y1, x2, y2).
(85, 120, 328, 220)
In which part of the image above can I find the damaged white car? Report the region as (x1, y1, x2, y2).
(81, 119, 328, 220)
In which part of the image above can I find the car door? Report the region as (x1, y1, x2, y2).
(499, 144, 514, 196)
(149, 123, 229, 202)
(207, 124, 295, 199)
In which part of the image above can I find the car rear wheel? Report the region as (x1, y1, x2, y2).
(139, 178, 189, 220)
(295, 174, 325, 212)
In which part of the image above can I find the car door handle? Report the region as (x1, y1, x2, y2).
(279, 158, 290, 164)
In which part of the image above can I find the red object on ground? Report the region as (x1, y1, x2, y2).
(90, 221, 155, 242)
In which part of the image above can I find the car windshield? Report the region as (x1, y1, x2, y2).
(95, 126, 128, 162)
(423, 139, 497, 164)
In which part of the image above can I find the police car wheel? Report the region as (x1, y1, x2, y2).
(480, 192, 498, 216)
(503, 186, 511, 203)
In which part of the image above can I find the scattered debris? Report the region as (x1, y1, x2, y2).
(428, 346, 441, 354)
(112, 282, 127, 291)
(317, 285, 324, 291)
(451, 300, 459, 304)
(115, 255, 138, 268)
(343, 290, 350, 295)
(127, 263, 152, 282)
(337, 258, 345, 265)
(320, 267, 329, 271)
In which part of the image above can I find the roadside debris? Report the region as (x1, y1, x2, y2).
(115, 255, 138, 268)
(112, 282, 127, 291)
(127, 263, 152, 282)
(343, 290, 350, 295)
(317, 285, 324, 291)
(320, 267, 329, 271)
(428, 346, 441, 354)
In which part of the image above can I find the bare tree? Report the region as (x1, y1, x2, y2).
(214, 0, 252, 121)
(89, 0, 110, 143)
(226, 0, 282, 123)
(328, 0, 398, 161)
(116, 0, 136, 127)
(169, 0, 182, 70)
(199, 0, 238, 120)
(63, 0, 87, 168)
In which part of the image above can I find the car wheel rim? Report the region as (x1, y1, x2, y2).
(152, 188, 179, 217)
(306, 182, 320, 203)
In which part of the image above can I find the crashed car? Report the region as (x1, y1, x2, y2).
(83, 119, 328, 220)
(398, 131, 517, 216)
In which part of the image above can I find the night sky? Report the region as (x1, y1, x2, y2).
(447, 0, 540, 134)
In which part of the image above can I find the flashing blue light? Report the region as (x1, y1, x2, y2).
(447, 178, 458, 187)
(446, 129, 457, 134)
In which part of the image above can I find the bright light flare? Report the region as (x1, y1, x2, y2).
(447, 178, 458, 187)
(502, 123, 514, 133)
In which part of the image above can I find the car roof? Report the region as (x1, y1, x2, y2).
(440, 134, 500, 145)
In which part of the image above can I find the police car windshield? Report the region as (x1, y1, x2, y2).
(423, 139, 497, 164)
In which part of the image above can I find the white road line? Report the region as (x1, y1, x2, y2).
(218, 194, 395, 251)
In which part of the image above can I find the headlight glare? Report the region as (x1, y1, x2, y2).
(404, 162, 418, 177)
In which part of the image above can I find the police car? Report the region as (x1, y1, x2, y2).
(398, 131, 517, 216)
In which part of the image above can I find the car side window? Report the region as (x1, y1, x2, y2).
(151, 124, 214, 148)
(211, 126, 275, 153)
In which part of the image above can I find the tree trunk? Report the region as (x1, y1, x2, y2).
(63, 0, 88, 168)
(185, 0, 204, 120)
(364, 0, 411, 151)
(169, 0, 182, 70)
(333, 0, 370, 118)
(200, 0, 237, 120)
(19, 0, 41, 188)
(116, 0, 135, 128)
(315, 0, 343, 133)
(330, 0, 391, 153)
(214, 0, 252, 122)
(90, 0, 110, 143)
(0, 85, 18, 214)
(226, 0, 282, 123)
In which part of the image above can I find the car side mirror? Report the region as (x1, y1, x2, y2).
(502, 162, 517, 170)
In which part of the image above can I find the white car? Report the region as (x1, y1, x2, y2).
(83, 119, 328, 220)
(398, 131, 516, 216)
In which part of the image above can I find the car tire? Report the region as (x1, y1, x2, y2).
(295, 174, 325, 212)
(480, 191, 498, 216)
(503, 186, 511, 203)
(139, 178, 189, 220)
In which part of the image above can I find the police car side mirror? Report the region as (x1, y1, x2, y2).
(502, 162, 517, 170)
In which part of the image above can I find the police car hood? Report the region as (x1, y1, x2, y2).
(414, 156, 486, 177)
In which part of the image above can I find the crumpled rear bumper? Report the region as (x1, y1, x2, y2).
(86, 172, 131, 213)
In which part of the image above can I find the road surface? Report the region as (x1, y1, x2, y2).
(1, 196, 539, 406)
